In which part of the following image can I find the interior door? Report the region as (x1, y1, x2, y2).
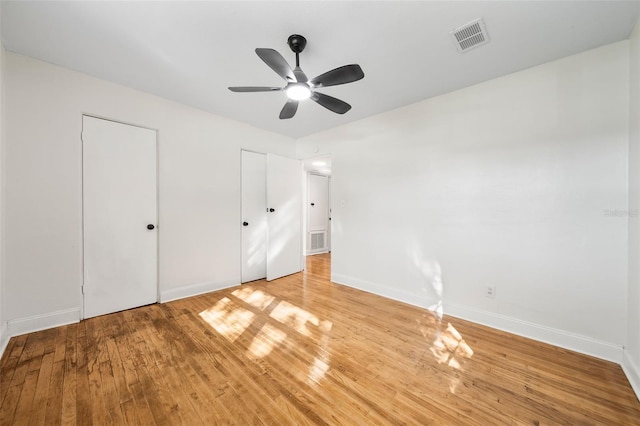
(82, 115, 158, 319)
(241, 151, 267, 283)
(266, 153, 303, 280)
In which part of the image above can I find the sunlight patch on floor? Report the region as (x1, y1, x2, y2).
(308, 356, 330, 385)
(430, 323, 474, 368)
(199, 297, 255, 342)
(246, 323, 288, 359)
(416, 312, 474, 394)
(201, 284, 334, 385)
(270, 300, 333, 337)
(307, 332, 332, 386)
(232, 287, 275, 310)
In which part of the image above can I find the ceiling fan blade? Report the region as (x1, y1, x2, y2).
(310, 64, 364, 88)
(255, 48, 296, 82)
(293, 66, 308, 83)
(228, 86, 282, 92)
(279, 99, 299, 119)
(311, 92, 351, 114)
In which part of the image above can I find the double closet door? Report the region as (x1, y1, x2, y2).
(241, 151, 303, 283)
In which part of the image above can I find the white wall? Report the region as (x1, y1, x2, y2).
(298, 41, 630, 362)
(626, 16, 640, 398)
(0, 10, 6, 354)
(3, 52, 295, 335)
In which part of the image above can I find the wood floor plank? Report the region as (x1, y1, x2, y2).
(94, 316, 127, 425)
(44, 326, 67, 424)
(60, 324, 78, 425)
(1, 253, 639, 425)
(98, 315, 139, 425)
(27, 350, 55, 425)
(119, 309, 185, 425)
(83, 317, 110, 425)
(135, 306, 207, 424)
(11, 333, 48, 425)
(0, 334, 28, 409)
(114, 317, 158, 426)
(164, 317, 245, 424)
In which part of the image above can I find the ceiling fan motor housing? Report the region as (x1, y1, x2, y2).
(287, 34, 307, 53)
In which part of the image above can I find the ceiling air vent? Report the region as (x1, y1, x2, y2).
(450, 18, 489, 53)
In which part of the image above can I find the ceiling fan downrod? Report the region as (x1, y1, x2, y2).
(287, 34, 307, 68)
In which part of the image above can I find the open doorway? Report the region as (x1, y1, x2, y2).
(302, 155, 332, 256)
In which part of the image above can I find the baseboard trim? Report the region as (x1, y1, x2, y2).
(0, 322, 9, 360)
(160, 277, 240, 303)
(623, 350, 640, 401)
(7, 308, 80, 338)
(331, 273, 431, 310)
(446, 303, 623, 364)
(331, 273, 623, 364)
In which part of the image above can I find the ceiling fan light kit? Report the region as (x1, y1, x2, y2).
(286, 83, 311, 101)
(229, 34, 365, 119)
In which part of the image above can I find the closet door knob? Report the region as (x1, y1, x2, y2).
(269, 208, 275, 212)
(243, 222, 249, 226)
(147, 224, 155, 230)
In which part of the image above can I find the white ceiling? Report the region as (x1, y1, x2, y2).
(2, 1, 639, 139)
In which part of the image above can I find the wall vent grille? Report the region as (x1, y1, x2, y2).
(311, 232, 325, 250)
(450, 18, 489, 53)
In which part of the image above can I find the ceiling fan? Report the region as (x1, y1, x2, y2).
(229, 34, 364, 119)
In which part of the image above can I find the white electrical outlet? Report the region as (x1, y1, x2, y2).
(486, 286, 496, 298)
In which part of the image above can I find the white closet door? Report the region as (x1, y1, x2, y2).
(241, 151, 267, 282)
(266, 153, 303, 281)
(82, 116, 158, 318)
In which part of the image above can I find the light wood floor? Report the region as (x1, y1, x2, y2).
(1, 253, 639, 425)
